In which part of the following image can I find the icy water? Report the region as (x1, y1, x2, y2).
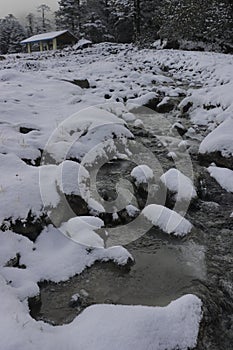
(31, 110, 233, 350)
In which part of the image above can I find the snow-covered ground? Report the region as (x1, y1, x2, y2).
(1, 43, 233, 349)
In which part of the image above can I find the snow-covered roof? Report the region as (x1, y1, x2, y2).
(20, 30, 74, 44)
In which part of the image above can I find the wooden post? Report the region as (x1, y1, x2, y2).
(46, 42, 49, 50)
(40, 41, 43, 52)
(53, 38, 57, 50)
(27, 43, 31, 53)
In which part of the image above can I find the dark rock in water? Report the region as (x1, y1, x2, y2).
(132, 182, 148, 209)
(156, 100, 175, 113)
(173, 122, 187, 137)
(199, 151, 233, 171)
(144, 96, 161, 111)
(180, 101, 193, 114)
(68, 293, 82, 308)
(0, 55, 6, 60)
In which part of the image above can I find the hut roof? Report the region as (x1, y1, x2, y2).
(20, 30, 76, 44)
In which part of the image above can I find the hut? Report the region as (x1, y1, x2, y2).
(20, 30, 78, 53)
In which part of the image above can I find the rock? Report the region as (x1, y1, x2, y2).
(172, 122, 187, 136)
(48, 194, 90, 228)
(0, 55, 6, 60)
(198, 151, 233, 171)
(180, 101, 193, 114)
(1, 214, 46, 242)
(19, 126, 38, 134)
(5, 253, 20, 268)
(197, 169, 233, 206)
(156, 98, 175, 113)
(73, 39, 92, 50)
(28, 294, 42, 318)
(104, 93, 111, 99)
(71, 79, 90, 89)
(69, 293, 81, 307)
(144, 96, 161, 110)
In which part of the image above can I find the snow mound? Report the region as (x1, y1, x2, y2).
(131, 165, 154, 185)
(142, 204, 193, 236)
(160, 168, 197, 201)
(199, 118, 233, 158)
(127, 92, 158, 108)
(208, 166, 233, 192)
(0, 153, 103, 225)
(0, 274, 202, 350)
(60, 216, 105, 248)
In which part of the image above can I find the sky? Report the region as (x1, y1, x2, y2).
(0, 0, 58, 19)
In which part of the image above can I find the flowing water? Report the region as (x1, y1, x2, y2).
(30, 104, 233, 349)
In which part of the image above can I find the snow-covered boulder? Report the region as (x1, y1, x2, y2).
(160, 168, 197, 203)
(127, 92, 160, 111)
(208, 166, 233, 193)
(142, 204, 193, 236)
(60, 216, 105, 248)
(199, 118, 233, 169)
(73, 39, 92, 50)
(131, 165, 154, 185)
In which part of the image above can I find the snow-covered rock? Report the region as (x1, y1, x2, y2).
(60, 216, 105, 248)
(199, 118, 233, 169)
(199, 118, 233, 158)
(208, 166, 233, 193)
(142, 204, 193, 236)
(131, 165, 154, 185)
(160, 168, 197, 202)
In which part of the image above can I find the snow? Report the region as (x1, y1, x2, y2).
(73, 39, 92, 49)
(126, 204, 140, 217)
(131, 165, 154, 185)
(160, 168, 197, 202)
(4, 42, 233, 348)
(127, 92, 158, 108)
(20, 30, 71, 43)
(199, 117, 233, 157)
(208, 166, 233, 192)
(60, 216, 105, 247)
(142, 204, 193, 236)
(0, 226, 133, 298)
(0, 274, 202, 350)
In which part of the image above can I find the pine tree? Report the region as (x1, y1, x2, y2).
(160, 0, 233, 47)
(55, 0, 81, 35)
(80, 0, 113, 42)
(0, 14, 26, 54)
(25, 13, 37, 36)
(37, 4, 52, 32)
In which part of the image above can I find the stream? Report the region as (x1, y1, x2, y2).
(30, 91, 233, 350)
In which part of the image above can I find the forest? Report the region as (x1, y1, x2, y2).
(0, 0, 233, 54)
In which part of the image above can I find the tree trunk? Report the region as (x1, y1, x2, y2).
(134, 0, 141, 41)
